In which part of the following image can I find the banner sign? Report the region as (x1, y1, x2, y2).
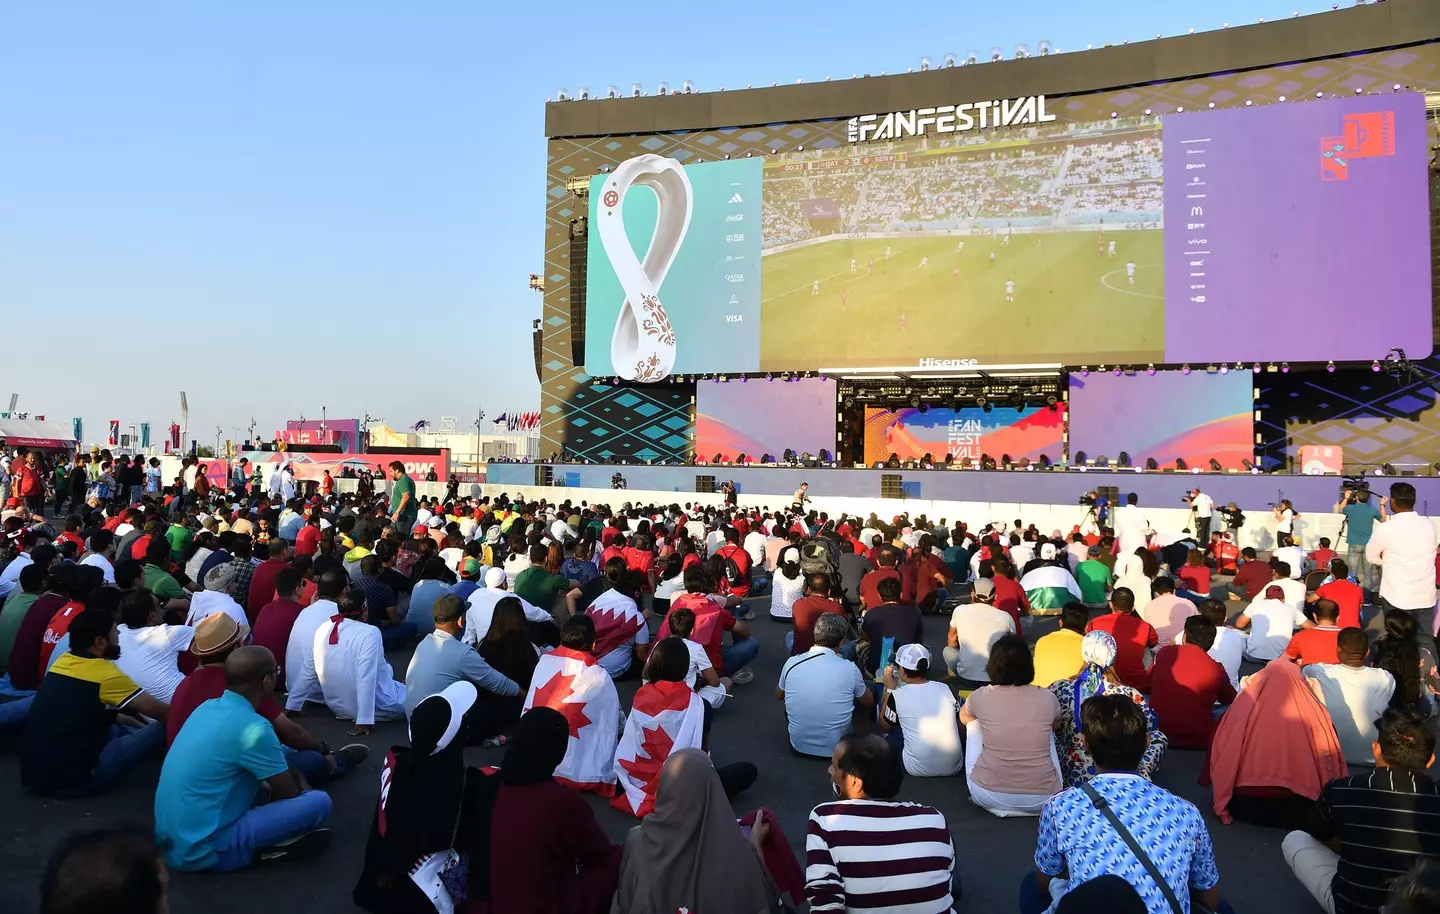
(108, 420, 120, 446)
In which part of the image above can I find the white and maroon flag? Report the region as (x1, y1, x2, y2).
(611, 679, 706, 817)
(522, 646, 620, 794)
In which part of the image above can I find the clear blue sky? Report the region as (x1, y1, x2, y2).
(0, 0, 1296, 447)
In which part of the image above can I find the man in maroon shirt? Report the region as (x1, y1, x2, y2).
(903, 534, 953, 612)
(988, 557, 1032, 633)
(1226, 548, 1273, 601)
(1149, 615, 1236, 748)
(859, 548, 902, 611)
(1086, 586, 1158, 693)
(6, 550, 68, 691)
(167, 612, 365, 784)
(249, 568, 308, 691)
(790, 572, 848, 656)
(244, 541, 290, 624)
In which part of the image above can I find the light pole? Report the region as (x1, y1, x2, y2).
(471, 406, 486, 474)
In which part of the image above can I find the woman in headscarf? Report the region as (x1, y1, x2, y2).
(768, 544, 804, 622)
(1113, 548, 1159, 616)
(1202, 658, 1347, 829)
(486, 707, 621, 914)
(613, 748, 786, 914)
(353, 681, 486, 914)
(1049, 631, 1167, 787)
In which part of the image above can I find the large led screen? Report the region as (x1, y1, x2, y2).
(585, 93, 1431, 381)
(863, 405, 1066, 465)
(1067, 371, 1254, 469)
(696, 377, 835, 461)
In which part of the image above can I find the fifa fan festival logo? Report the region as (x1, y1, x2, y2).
(596, 154, 693, 382)
(1320, 110, 1396, 181)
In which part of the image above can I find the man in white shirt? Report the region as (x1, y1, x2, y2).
(1366, 482, 1440, 655)
(182, 459, 199, 505)
(942, 579, 1015, 686)
(1268, 562, 1308, 611)
(283, 568, 349, 699)
(463, 567, 549, 644)
(1188, 488, 1215, 542)
(1304, 628, 1396, 765)
(1236, 584, 1313, 661)
(777, 612, 872, 757)
(1008, 536, 1034, 574)
(78, 529, 117, 585)
(1181, 600, 1245, 690)
(1273, 537, 1307, 579)
(114, 588, 195, 703)
(743, 526, 767, 569)
(287, 588, 406, 736)
(0, 535, 45, 600)
(1114, 494, 1152, 557)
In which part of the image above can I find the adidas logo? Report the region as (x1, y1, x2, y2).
(728, 193, 744, 204)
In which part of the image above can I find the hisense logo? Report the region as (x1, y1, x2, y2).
(918, 357, 980, 368)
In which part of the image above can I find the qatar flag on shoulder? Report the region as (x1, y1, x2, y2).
(522, 646, 620, 794)
(611, 679, 706, 817)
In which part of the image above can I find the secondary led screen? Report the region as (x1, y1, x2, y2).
(696, 377, 835, 461)
(1067, 370, 1254, 469)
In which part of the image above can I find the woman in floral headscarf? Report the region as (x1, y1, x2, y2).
(1049, 630, 1168, 787)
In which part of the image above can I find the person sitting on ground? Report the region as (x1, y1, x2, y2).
(666, 605, 729, 710)
(1085, 587, 1158, 693)
(806, 732, 958, 912)
(1283, 708, 1440, 914)
(944, 578, 1016, 689)
(777, 612, 871, 758)
(154, 645, 333, 871)
(560, 538, 599, 587)
(1367, 609, 1440, 715)
(1033, 602, 1090, 687)
(1050, 631, 1167, 788)
(1139, 575, 1198, 644)
(478, 596, 542, 694)
(1237, 583, 1313, 663)
(788, 571, 850, 657)
(959, 634, 1062, 816)
(858, 546, 902, 611)
(1018, 544, 1081, 614)
(1114, 547, 1159, 616)
(249, 567, 309, 689)
(521, 615, 621, 794)
(1148, 615, 1237, 750)
(904, 533, 953, 613)
(1274, 534, 1307, 580)
(1309, 558, 1365, 629)
(405, 594, 519, 746)
(768, 544, 805, 622)
(1182, 598, 1244, 691)
(879, 643, 962, 778)
(113, 587, 194, 703)
(588, 566, 650, 680)
(0, 561, 48, 678)
(187, 561, 248, 628)
(1286, 598, 1344, 667)
(613, 746, 787, 914)
(285, 587, 407, 737)
(41, 826, 171, 912)
(659, 565, 759, 685)
(1203, 655, 1347, 830)
(860, 576, 925, 683)
(1074, 545, 1111, 606)
(1304, 627, 1397, 767)
(987, 556, 1032, 630)
(1023, 694, 1228, 914)
(167, 612, 364, 786)
(513, 542, 583, 619)
(20, 609, 169, 797)
(1309, 537, 1338, 575)
(463, 566, 555, 648)
(1177, 547, 1212, 602)
(1227, 547, 1272, 601)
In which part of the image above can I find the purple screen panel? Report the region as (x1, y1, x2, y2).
(696, 377, 836, 461)
(1162, 92, 1431, 363)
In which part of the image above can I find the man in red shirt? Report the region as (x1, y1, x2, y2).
(244, 540, 290, 625)
(1285, 599, 1343, 666)
(988, 557, 1032, 633)
(1308, 537, 1337, 576)
(1148, 615, 1236, 748)
(903, 534, 953, 612)
(713, 526, 753, 599)
(1308, 558, 1365, 629)
(859, 548, 902, 611)
(1086, 586, 1158, 692)
(13, 451, 45, 514)
(1226, 548, 1272, 601)
(789, 572, 847, 656)
(167, 613, 366, 784)
(294, 512, 322, 559)
(249, 568, 308, 691)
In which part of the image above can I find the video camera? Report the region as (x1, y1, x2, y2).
(1078, 492, 1096, 507)
(1339, 475, 1369, 502)
(610, 472, 627, 490)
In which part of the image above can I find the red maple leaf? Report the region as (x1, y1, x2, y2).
(618, 724, 675, 816)
(531, 671, 593, 739)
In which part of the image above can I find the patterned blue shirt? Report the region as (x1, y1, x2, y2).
(1034, 773, 1219, 914)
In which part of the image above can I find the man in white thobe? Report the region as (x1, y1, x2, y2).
(1114, 493, 1152, 559)
(287, 599, 406, 734)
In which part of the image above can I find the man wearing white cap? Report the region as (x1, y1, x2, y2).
(878, 643, 962, 777)
(462, 567, 552, 645)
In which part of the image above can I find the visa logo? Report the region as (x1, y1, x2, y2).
(726, 314, 744, 322)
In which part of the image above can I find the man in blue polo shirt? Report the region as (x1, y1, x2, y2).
(155, 645, 332, 871)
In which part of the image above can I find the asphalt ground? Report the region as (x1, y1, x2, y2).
(0, 580, 1341, 914)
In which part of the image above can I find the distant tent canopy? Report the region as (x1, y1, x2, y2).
(0, 417, 79, 450)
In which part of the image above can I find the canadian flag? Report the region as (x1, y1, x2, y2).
(611, 679, 706, 817)
(522, 646, 620, 794)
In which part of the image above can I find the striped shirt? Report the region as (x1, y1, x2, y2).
(805, 799, 955, 914)
(1309, 769, 1440, 914)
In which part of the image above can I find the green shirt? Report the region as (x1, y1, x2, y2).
(142, 563, 187, 603)
(389, 473, 417, 528)
(1075, 559, 1111, 605)
(513, 567, 568, 611)
(0, 592, 40, 674)
(166, 524, 194, 562)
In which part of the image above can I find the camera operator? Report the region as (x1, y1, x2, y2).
(1335, 485, 1386, 600)
(611, 471, 627, 491)
(1183, 487, 1215, 542)
(1218, 502, 1245, 539)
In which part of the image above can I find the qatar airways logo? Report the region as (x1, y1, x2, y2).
(917, 357, 979, 369)
(848, 95, 1056, 144)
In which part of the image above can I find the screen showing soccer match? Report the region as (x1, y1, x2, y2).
(584, 92, 1431, 381)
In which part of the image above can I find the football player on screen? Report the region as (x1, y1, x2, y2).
(1126, 261, 1137, 285)
(919, 256, 928, 270)
(811, 279, 819, 296)
(1108, 239, 1117, 257)
(1005, 279, 1015, 302)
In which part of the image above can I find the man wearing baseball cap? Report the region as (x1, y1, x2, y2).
(451, 556, 485, 603)
(944, 579, 1016, 689)
(879, 643, 962, 777)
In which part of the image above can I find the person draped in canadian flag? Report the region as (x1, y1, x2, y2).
(521, 615, 621, 794)
(613, 638, 708, 817)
